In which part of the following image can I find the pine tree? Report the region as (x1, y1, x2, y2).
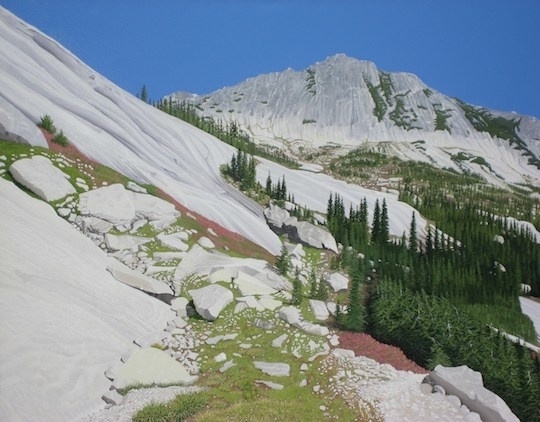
(276, 244, 289, 275)
(371, 199, 381, 244)
(316, 276, 328, 301)
(343, 271, 365, 332)
(409, 212, 418, 252)
(291, 268, 303, 305)
(265, 173, 272, 197)
(380, 198, 389, 244)
(309, 268, 318, 298)
(140, 84, 148, 103)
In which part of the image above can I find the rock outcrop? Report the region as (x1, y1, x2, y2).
(430, 365, 519, 422)
(264, 204, 338, 253)
(188, 284, 233, 321)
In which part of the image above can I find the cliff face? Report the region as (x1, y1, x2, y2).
(170, 54, 540, 186)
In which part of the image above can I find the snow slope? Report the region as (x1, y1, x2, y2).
(0, 6, 280, 254)
(0, 178, 174, 422)
(171, 54, 540, 186)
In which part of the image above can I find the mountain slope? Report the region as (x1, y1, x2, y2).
(170, 54, 540, 186)
(0, 7, 280, 254)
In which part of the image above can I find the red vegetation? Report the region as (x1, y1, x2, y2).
(41, 128, 275, 262)
(338, 331, 427, 374)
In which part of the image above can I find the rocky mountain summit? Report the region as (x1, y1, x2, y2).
(170, 54, 540, 186)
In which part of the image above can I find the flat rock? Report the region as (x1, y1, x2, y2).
(296, 321, 329, 336)
(219, 360, 236, 373)
(253, 361, 290, 377)
(128, 190, 179, 223)
(107, 258, 173, 295)
(325, 272, 349, 292)
(153, 251, 186, 262)
(332, 348, 355, 359)
(255, 380, 284, 390)
(170, 297, 190, 317)
(79, 184, 135, 225)
(188, 284, 233, 321)
(258, 297, 282, 310)
(112, 347, 198, 390)
(126, 181, 147, 193)
(10, 156, 76, 201)
(236, 295, 265, 312)
(309, 299, 329, 320)
(235, 271, 277, 296)
(157, 232, 189, 251)
(430, 365, 519, 422)
(105, 233, 153, 251)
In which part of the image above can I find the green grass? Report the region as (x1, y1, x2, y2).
(132, 392, 208, 422)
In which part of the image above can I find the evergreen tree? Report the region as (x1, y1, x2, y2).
(291, 268, 304, 305)
(140, 84, 148, 103)
(309, 268, 318, 298)
(380, 198, 389, 244)
(343, 271, 365, 332)
(276, 244, 289, 275)
(371, 199, 381, 244)
(265, 173, 272, 197)
(409, 212, 418, 252)
(316, 276, 329, 301)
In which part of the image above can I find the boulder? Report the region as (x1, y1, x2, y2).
(325, 272, 349, 292)
(253, 361, 290, 377)
(264, 204, 338, 253)
(255, 380, 284, 390)
(105, 233, 153, 252)
(170, 297, 190, 318)
(112, 347, 198, 390)
(197, 236, 215, 249)
(263, 204, 290, 230)
(102, 389, 124, 406)
(157, 232, 189, 251)
(126, 181, 147, 193)
(79, 216, 114, 234)
(79, 184, 136, 225)
(128, 190, 179, 223)
(188, 284, 233, 321)
(430, 365, 519, 422)
(107, 258, 173, 295)
(236, 295, 265, 312)
(153, 251, 186, 262)
(309, 299, 329, 320)
(9, 156, 76, 201)
(234, 271, 277, 296)
(272, 334, 288, 348)
(279, 306, 301, 325)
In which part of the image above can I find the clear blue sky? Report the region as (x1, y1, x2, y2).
(2, 0, 540, 117)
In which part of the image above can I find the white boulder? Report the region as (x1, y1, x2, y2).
(9, 156, 76, 201)
(105, 233, 153, 252)
(253, 361, 290, 377)
(309, 299, 329, 320)
(197, 236, 215, 249)
(279, 306, 302, 325)
(325, 272, 349, 292)
(78, 184, 136, 225)
(188, 284, 233, 321)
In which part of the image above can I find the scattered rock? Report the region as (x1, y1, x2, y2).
(197, 236, 215, 249)
(214, 353, 227, 363)
(253, 361, 290, 377)
(102, 389, 124, 406)
(255, 380, 284, 390)
(107, 258, 173, 295)
(126, 181, 147, 193)
(253, 318, 275, 330)
(157, 232, 189, 251)
(105, 233, 153, 252)
(272, 334, 288, 348)
(279, 306, 301, 325)
(79, 184, 135, 225)
(219, 360, 236, 373)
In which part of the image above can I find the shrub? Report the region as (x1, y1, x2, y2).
(52, 130, 69, 147)
(37, 114, 56, 134)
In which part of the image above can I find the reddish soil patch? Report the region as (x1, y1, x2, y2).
(338, 331, 426, 374)
(41, 129, 275, 262)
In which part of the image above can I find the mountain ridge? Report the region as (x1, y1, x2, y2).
(169, 53, 540, 187)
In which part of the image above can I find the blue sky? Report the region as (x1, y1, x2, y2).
(2, 0, 540, 117)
